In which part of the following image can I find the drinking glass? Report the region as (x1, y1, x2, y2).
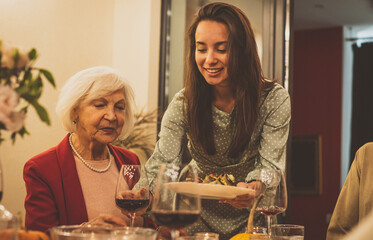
(112, 226, 158, 240)
(151, 163, 201, 240)
(0, 159, 17, 240)
(255, 168, 287, 237)
(115, 165, 150, 227)
(271, 224, 304, 240)
(50, 225, 158, 240)
(0, 160, 3, 203)
(251, 226, 267, 235)
(194, 232, 219, 240)
(176, 236, 216, 240)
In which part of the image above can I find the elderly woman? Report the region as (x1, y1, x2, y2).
(23, 66, 153, 232)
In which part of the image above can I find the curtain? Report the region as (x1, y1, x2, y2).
(350, 42, 373, 165)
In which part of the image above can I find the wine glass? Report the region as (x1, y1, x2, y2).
(255, 168, 287, 237)
(271, 224, 304, 240)
(0, 159, 17, 240)
(115, 165, 150, 227)
(0, 159, 3, 203)
(151, 163, 201, 240)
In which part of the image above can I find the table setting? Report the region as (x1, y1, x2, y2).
(55, 164, 304, 240)
(0, 163, 304, 240)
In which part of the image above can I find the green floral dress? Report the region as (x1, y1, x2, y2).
(146, 83, 291, 240)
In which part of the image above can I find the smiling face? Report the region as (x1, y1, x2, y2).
(73, 90, 126, 146)
(195, 20, 230, 88)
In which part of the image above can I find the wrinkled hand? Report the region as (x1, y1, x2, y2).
(219, 181, 262, 209)
(81, 214, 127, 227)
(118, 188, 152, 216)
(156, 226, 187, 240)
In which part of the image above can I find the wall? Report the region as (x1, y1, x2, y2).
(0, 0, 160, 221)
(112, 0, 160, 110)
(290, 27, 343, 240)
(341, 25, 373, 185)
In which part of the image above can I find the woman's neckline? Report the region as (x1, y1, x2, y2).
(212, 104, 235, 115)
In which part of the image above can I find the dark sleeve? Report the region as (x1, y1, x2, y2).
(23, 160, 59, 232)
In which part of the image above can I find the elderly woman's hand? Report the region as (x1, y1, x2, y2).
(219, 181, 262, 209)
(80, 214, 127, 227)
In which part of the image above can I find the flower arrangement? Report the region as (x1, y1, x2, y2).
(0, 40, 55, 144)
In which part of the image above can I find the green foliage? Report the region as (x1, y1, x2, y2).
(0, 41, 56, 144)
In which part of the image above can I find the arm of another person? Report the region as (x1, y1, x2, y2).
(326, 146, 365, 240)
(145, 91, 187, 190)
(24, 160, 60, 232)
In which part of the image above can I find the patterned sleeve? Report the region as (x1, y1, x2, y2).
(246, 85, 291, 181)
(145, 90, 187, 189)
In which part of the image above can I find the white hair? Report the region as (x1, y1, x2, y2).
(55, 66, 136, 139)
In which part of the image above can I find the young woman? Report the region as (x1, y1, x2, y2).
(146, 2, 291, 239)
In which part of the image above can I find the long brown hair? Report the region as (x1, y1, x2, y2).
(184, 2, 275, 158)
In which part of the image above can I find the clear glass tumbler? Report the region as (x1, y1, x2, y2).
(50, 225, 157, 240)
(194, 232, 219, 239)
(271, 224, 304, 240)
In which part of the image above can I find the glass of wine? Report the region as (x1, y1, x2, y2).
(255, 168, 287, 237)
(115, 164, 150, 227)
(151, 163, 201, 240)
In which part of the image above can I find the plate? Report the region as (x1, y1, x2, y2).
(164, 182, 256, 199)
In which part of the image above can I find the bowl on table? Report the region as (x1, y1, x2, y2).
(50, 225, 157, 240)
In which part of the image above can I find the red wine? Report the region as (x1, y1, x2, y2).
(115, 199, 149, 212)
(152, 210, 200, 229)
(256, 206, 286, 217)
(0, 191, 2, 202)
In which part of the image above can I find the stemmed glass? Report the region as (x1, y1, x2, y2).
(0, 160, 3, 203)
(115, 165, 150, 227)
(151, 163, 201, 240)
(255, 168, 287, 237)
(0, 159, 17, 240)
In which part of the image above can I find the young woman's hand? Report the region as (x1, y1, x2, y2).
(219, 181, 262, 209)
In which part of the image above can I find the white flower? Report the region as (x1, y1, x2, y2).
(0, 40, 55, 143)
(1, 43, 30, 69)
(15, 51, 30, 69)
(0, 85, 25, 132)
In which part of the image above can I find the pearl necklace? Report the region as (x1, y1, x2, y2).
(69, 134, 112, 173)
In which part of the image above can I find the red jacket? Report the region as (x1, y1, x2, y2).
(23, 134, 140, 232)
